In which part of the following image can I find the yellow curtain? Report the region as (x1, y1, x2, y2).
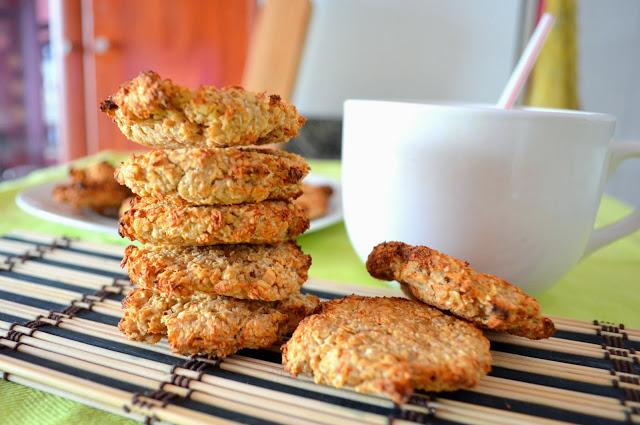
(525, 0, 579, 109)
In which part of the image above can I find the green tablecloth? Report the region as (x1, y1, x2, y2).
(1, 151, 639, 424)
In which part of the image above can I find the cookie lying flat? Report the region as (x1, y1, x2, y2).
(115, 148, 309, 205)
(366, 242, 555, 340)
(100, 71, 305, 148)
(123, 242, 311, 301)
(119, 288, 319, 357)
(53, 161, 131, 214)
(283, 296, 491, 403)
(118, 287, 168, 344)
(119, 198, 309, 246)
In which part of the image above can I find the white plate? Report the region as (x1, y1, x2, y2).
(16, 174, 343, 236)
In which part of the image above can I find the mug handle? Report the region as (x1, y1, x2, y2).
(583, 141, 640, 256)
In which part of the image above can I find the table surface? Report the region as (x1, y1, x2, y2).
(1, 151, 639, 425)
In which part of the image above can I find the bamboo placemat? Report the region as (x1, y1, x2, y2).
(0, 231, 639, 425)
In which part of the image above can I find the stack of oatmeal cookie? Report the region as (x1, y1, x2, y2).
(101, 71, 319, 358)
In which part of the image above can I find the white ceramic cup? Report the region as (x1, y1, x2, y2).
(342, 100, 640, 293)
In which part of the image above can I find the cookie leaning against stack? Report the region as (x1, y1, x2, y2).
(103, 71, 319, 358)
(366, 241, 555, 340)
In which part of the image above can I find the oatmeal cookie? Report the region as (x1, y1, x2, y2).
(115, 147, 308, 205)
(283, 295, 491, 403)
(119, 288, 319, 357)
(100, 71, 305, 148)
(366, 242, 555, 339)
(118, 198, 309, 245)
(295, 184, 333, 220)
(123, 242, 311, 301)
(53, 161, 131, 214)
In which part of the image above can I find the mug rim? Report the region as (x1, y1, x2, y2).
(343, 99, 616, 123)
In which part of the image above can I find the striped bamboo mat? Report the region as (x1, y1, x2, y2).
(0, 231, 639, 425)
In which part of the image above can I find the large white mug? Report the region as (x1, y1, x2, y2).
(342, 100, 640, 293)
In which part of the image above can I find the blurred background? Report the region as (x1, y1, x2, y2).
(0, 0, 638, 204)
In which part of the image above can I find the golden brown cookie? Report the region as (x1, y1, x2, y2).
(53, 161, 131, 214)
(118, 286, 168, 343)
(119, 288, 319, 357)
(123, 242, 311, 301)
(100, 71, 305, 148)
(118, 198, 309, 246)
(115, 147, 308, 205)
(366, 242, 555, 339)
(295, 184, 333, 220)
(282, 295, 491, 403)
(118, 197, 135, 218)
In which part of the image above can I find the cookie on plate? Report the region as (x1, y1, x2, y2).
(119, 288, 319, 357)
(123, 242, 311, 301)
(53, 161, 131, 214)
(118, 198, 309, 246)
(100, 71, 305, 149)
(282, 295, 491, 403)
(366, 242, 555, 340)
(295, 184, 333, 220)
(115, 147, 309, 205)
